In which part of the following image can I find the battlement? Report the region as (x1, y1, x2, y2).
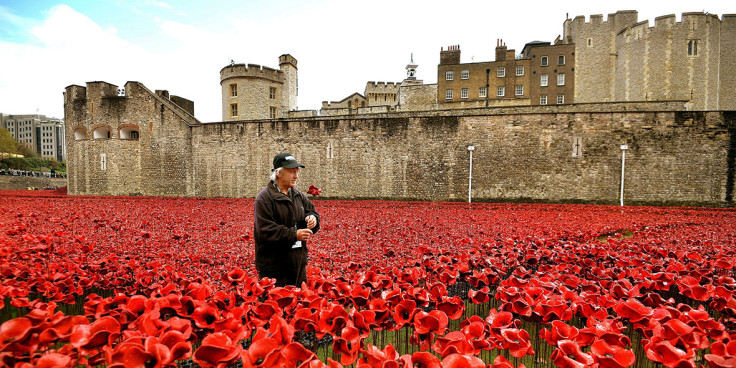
(219, 63, 285, 84)
(279, 54, 298, 68)
(571, 10, 638, 26)
(365, 81, 399, 91)
(618, 12, 733, 37)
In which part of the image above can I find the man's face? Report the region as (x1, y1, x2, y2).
(278, 167, 299, 189)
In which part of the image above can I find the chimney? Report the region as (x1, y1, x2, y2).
(495, 39, 507, 61)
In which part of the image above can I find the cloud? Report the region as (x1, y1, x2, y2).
(151, 1, 173, 10)
(0, 5, 154, 118)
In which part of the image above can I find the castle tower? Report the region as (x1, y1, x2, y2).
(279, 54, 298, 111)
(220, 54, 298, 121)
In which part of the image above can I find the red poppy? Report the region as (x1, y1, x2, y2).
(539, 320, 578, 346)
(394, 299, 417, 327)
(333, 326, 364, 365)
(441, 353, 486, 368)
(613, 299, 653, 323)
(642, 337, 695, 368)
(705, 354, 736, 368)
(273, 342, 318, 367)
(491, 355, 527, 368)
(33, 352, 73, 368)
(459, 317, 492, 353)
(486, 309, 519, 332)
(534, 298, 573, 322)
(223, 268, 246, 286)
(317, 303, 349, 337)
(468, 287, 491, 304)
(499, 328, 534, 358)
(0, 317, 33, 347)
(414, 310, 449, 335)
(191, 304, 220, 329)
(70, 315, 121, 351)
(158, 330, 192, 362)
(437, 296, 465, 320)
(293, 308, 318, 333)
(192, 332, 242, 368)
(590, 339, 635, 368)
(399, 352, 442, 368)
(357, 343, 399, 368)
(551, 340, 594, 368)
(352, 309, 377, 336)
(307, 185, 322, 196)
(432, 331, 474, 358)
(241, 337, 280, 368)
(248, 300, 282, 328)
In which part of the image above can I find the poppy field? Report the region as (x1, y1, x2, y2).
(1, 190, 735, 368)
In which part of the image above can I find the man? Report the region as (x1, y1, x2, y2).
(254, 152, 320, 287)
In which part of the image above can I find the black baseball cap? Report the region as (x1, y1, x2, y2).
(273, 152, 305, 170)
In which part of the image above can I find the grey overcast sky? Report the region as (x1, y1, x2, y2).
(0, 0, 732, 122)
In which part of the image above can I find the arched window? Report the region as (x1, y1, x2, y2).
(119, 125, 140, 140)
(93, 126, 111, 139)
(74, 127, 87, 140)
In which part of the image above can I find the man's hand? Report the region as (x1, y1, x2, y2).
(297, 229, 313, 242)
(305, 215, 317, 229)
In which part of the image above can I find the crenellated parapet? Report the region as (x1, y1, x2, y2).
(365, 81, 399, 90)
(220, 63, 285, 84)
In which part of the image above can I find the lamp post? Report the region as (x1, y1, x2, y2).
(468, 145, 475, 203)
(620, 143, 628, 206)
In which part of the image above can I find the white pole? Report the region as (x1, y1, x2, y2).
(620, 144, 628, 206)
(468, 146, 475, 203)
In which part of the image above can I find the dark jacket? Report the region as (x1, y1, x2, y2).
(254, 181, 320, 285)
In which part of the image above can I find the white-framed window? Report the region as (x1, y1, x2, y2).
(557, 73, 565, 86)
(496, 87, 505, 97)
(516, 66, 524, 76)
(230, 103, 238, 117)
(461, 70, 469, 79)
(497, 67, 505, 77)
(230, 84, 237, 97)
(100, 154, 107, 171)
(558, 55, 565, 65)
(557, 94, 565, 104)
(540, 74, 548, 87)
(515, 85, 524, 96)
(446, 71, 454, 80)
(541, 56, 548, 66)
(479, 87, 487, 98)
(445, 89, 453, 100)
(688, 40, 698, 56)
(461, 88, 469, 99)
(540, 95, 547, 105)
(269, 106, 277, 119)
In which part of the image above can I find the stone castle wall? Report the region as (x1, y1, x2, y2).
(187, 107, 733, 205)
(65, 82, 198, 197)
(568, 11, 736, 111)
(65, 80, 735, 206)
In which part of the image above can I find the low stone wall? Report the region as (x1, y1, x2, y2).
(0, 176, 67, 190)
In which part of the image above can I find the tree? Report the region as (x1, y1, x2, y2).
(0, 128, 18, 157)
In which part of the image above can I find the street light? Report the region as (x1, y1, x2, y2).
(468, 145, 475, 203)
(620, 143, 628, 206)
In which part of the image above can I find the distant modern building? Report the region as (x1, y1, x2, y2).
(1, 114, 66, 161)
